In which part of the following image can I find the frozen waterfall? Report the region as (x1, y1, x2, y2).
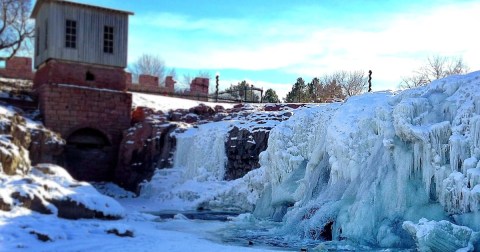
(140, 71, 480, 249)
(251, 72, 480, 248)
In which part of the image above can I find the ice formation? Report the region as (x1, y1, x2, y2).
(140, 72, 480, 249)
(252, 71, 480, 248)
(403, 218, 478, 251)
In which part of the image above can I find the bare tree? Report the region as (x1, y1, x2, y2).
(130, 54, 166, 84)
(319, 70, 367, 97)
(197, 70, 211, 79)
(0, 0, 34, 59)
(341, 70, 368, 96)
(400, 55, 469, 89)
(167, 68, 177, 80)
(181, 73, 193, 89)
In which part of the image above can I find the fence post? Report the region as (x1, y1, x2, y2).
(250, 85, 254, 102)
(244, 85, 247, 102)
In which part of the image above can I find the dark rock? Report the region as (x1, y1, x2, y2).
(115, 118, 177, 193)
(264, 104, 306, 111)
(50, 199, 121, 220)
(189, 103, 215, 116)
(29, 231, 52, 242)
(106, 228, 134, 237)
(224, 126, 271, 180)
(11, 192, 53, 214)
(0, 198, 12, 211)
(214, 105, 225, 113)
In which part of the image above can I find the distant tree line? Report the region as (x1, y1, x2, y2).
(400, 55, 469, 89)
(284, 70, 368, 103)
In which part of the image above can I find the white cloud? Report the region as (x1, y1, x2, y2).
(129, 1, 480, 91)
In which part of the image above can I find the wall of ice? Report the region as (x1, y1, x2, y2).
(173, 122, 230, 182)
(139, 121, 233, 210)
(253, 71, 480, 247)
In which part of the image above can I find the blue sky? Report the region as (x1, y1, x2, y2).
(76, 0, 479, 99)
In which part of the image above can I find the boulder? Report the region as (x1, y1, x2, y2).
(0, 164, 125, 220)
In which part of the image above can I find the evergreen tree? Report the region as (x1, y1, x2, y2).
(284, 77, 307, 102)
(307, 77, 320, 102)
(262, 88, 280, 103)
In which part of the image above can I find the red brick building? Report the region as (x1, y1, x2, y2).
(0, 57, 34, 80)
(31, 0, 133, 181)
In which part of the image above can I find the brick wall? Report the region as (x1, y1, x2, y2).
(127, 75, 175, 94)
(138, 75, 159, 87)
(165, 76, 176, 92)
(0, 57, 34, 80)
(33, 60, 127, 91)
(125, 72, 132, 86)
(189, 77, 209, 101)
(38, 84, 132, 146)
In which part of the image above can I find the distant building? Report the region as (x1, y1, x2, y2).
(31, 0, 134, 182)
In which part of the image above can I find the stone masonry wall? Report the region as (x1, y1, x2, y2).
(37, 84, 131, 145)
(0, 57, 34, 80)
(33, 60, 127, 91)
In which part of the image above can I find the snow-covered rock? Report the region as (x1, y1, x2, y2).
(1, 164, 125, 219)
(403, 218, 478, 251)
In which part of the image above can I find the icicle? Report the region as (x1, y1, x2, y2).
(469, 116, 480, 158)
(449, 135, 470, 173)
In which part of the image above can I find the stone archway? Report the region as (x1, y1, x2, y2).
(64, 127, 116, 181)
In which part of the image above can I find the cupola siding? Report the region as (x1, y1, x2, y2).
(32, 0, 131, 69)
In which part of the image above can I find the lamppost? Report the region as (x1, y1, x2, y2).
(368, 70, 372, 92)
(215, 72, 220, 102)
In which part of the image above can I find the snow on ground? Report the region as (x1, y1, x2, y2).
(131, 92, 236, 112)
(0, 208, 281, 252)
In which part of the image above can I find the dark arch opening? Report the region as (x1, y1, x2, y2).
(68, 128, 110, 149)
(65, 128, 115, 182)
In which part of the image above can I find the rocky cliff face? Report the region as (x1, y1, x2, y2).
(115, 104, 222, 192)
(117, 103, 304, 192)
(0, 107, 64, 175)
(224, 105, 300, 180)
(118, 102, 309, 192)
(115, 107, 178, 192)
